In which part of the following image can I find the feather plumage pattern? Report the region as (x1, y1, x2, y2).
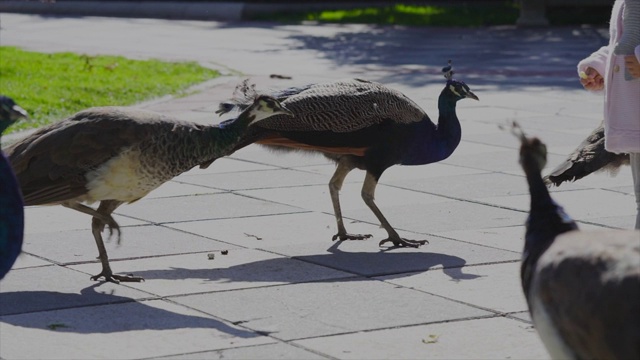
(6, 96, 292, 283)
(544, 121, 630, 186)
(220, 79, 427, 133)
(217, 69, 478, 248)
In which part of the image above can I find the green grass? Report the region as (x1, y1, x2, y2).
(0, 46, 220, 132)
(252, 3, 610, 27)
(253, 3, 520, 27)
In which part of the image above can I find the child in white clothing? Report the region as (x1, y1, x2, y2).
(579, 0, 640, 229)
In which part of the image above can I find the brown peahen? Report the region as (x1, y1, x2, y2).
(6, 95, 292, 283)
(216, 62, 478, 248)
(513, 122, 640, 360)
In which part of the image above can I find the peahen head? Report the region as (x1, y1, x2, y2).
(502, 121, 548, 173)
(440, 60, 479, 102)
(0, 95, 29, 135)
(242, 95, 293, 126)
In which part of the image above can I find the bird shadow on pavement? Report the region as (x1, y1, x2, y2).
(0, 284, 259, 337)
(130, 240, 482, 283)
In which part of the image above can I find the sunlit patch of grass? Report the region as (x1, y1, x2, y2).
(254, 3, 520, 27)
(254, 3, 609, 27)
(0, 46, 220, 132)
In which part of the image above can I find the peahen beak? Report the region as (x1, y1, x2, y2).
(11, 104, 29, 121)
(279, 105, 295, 118)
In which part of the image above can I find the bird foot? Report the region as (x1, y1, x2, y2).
(378, 237, 428, 248)
(90, 271, 144, 284)
(332, 233, 373, 241)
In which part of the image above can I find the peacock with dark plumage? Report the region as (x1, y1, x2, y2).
(0, 95, 29, 280)
(544, 121, 630, 186)
(513, 122, 640, 360)
(6, 95, 292, 283)
(217, 61, 478, 248)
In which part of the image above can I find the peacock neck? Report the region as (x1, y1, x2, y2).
(435, 95, 462, 159)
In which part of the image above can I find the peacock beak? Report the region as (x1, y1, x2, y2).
(466, 91, 479, 101)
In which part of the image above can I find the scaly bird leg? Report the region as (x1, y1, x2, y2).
(360, 172, 428, 248)
(329, 158, 372, 241)
(90, 201, 142, 283)
(62, 201, 122, 244)
(64, 201, 143, 283)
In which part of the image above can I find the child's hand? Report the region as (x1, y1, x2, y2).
(580, 67, 604, 90)
(624, 56, 640, 79)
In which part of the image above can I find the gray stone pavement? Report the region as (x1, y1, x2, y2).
(0, 13, 637, 360)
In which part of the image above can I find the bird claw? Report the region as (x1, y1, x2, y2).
(105, 223, 122, 245)
(91, 271, 144, 284)
(332, 233, 373, 241)
(378, 237, 428, 248)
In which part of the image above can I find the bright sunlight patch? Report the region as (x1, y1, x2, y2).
(0, 46, 219, 132)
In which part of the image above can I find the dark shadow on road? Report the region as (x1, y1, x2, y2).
(0, 284, 260, 337)
(130, 240, 482, 283)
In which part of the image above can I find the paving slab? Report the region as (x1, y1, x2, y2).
(114, 192, 305, 224)
(380, 261, 527, 313)
(172, 279, 493, 341)
(150, 342, 328, 360)
(144, 180, 225, 199)
(21, 223, 236, 266)
(292, 316, 548, 360)
(345, 200, 526, 234)
(23, 205, 147, 235)
(8, 253, 53, 269)
(177, 168, 329, 191)
(483, 188, 636, 222)
(237, 182, 452, 217)
(165, 212, 387, 249)
(387, 172, 529, 200)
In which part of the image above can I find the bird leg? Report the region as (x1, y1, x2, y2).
(329, 158, 372, 241)
(360, 172, 428, 248)
(62, 201, 122, 244)
(90, 201, 142, 283)
(64, 201, 143, 283)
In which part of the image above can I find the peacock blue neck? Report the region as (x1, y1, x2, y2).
(400, 93, 462, 166)
(433, 94, 462, 159)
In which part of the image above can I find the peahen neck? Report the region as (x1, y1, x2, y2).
(521, 156, 577, 298)
(190, 112, 255, 166)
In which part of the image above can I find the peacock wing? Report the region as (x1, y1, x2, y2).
(6, 107, 165, 205)
(256, 79, 428, 133)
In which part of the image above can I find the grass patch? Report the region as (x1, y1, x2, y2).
(252, 3, 609, 27)
(253, 3, 519, 27)
(0, 46, 220, 132)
